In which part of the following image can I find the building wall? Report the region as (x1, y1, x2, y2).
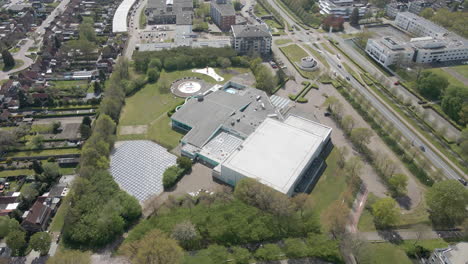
(232, 36, 272, 54)
(365, 39, 414, 67)
(414, 47, 468, 63)
(395, 13, 445, 38)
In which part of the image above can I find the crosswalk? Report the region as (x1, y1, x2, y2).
(270, 95, 291, 110)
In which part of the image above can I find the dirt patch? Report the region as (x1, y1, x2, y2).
(119, 125, 148, 135)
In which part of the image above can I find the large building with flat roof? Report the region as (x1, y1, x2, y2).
(146, 0, 193, 25)
(231, 24, 272, 55)
(218, 116, 331, 196)
(171, 81, 332, 196)
(366, 12, 468, 67)
(210, 0, 236, 31)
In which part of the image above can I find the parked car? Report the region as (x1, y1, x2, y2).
(419, 145, 425, 152)
(458, 178, 468, 186)
(394, 81, 400, 85)
(346, 76, 351, 81)
(324, 112, 331, 117)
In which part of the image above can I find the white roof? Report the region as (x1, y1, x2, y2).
(12, 192, 21, 197)
(112, 0, 136, 33)
(6, 203, 19, 210)
(222, 117, 331, 194)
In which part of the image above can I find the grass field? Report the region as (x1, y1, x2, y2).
(49, 194, 71, 232)
(303, 45, 330, 68)
(279, 44, 319, 79)
(359, 243, 412, 264)
(320, 43, 336, 55)
(452, 65, 468, 78)
(0, 169, 34, 177)
(398, 239, 448, 253)
(147, 115, 183, 149)
(307, 149, 348, 228)
(358, 193, 431, 231)
(4, 148, 80, 158)
(274, 39, 293, 45)
(139, 7, 147, 28)
(426, 68, 464, 87)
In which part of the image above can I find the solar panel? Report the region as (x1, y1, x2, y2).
(109, 140, 177, 201)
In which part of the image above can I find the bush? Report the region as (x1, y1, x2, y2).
(163, 165, 185, 189)
(176, 156, 192, 171)
(297, 97, 308, 103)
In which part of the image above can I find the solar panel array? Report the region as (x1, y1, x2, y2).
(109, 140, 177, 201)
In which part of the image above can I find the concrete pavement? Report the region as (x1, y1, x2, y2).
(124, 0, 146, 59)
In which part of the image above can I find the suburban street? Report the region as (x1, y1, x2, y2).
(265, 1, 464, 181)
(125, 0, 147, 59)
(0, 0, 71, 80)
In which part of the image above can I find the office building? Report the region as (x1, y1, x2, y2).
(318, 0, 367, 19)
(146, 0, 193, 25)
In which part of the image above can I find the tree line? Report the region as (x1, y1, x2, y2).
(121, 178, 343, 264)
(62, 58, 142, 249)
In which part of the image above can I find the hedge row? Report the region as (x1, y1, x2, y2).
(289, 82, 310, 101)
(32, 113, 95, 118)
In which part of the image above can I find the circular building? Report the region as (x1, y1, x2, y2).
(171, 78, 211, 98)
(299, 56, 319, 71)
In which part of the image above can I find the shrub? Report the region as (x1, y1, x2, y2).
(163, 165, 185, 189)
(176, 156, 192, 171)
(297, 97, 308, 103)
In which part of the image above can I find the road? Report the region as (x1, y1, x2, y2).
(265, 0, 463, 180)
(0, 0, 71, 80)
(124, 0, 147, 59)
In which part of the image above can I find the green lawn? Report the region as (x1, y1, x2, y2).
(49, 194, 71, 232)
(0, 169, 34, 177)
(254, 2, 269, 17)
(398, 239, 448, 253)
(358, 243, 412, 264)
(139, 7, 147, 28)
(274, 39, 293, 45)
(147, 115, 183, 150)
(358, 193, 431, 231)
(303, 45, 330, 68)
(265, 19, 283, 30)
(307, 149, 347, 225)
(452, 65, 468, 78)
(426, 68, 464, 87)
(4, 148, 80, 158)
(320, 43, 336, 55)
(279, 44, 319, 79)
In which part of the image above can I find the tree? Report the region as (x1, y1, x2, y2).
(341, 115, 356, 134)
(148, 58, 162, 71)
(323, 200, 349, 239)
(372, 197, 399, 228)
(322, 15, 345, 32)
(283, 238, 309, 258)
(441, 85, 468, 125)
(39, 162, 61, 183)
(337, 146, 349, 168)
(388, 174, 408, 197)
(217, 57, 231, 69)
(426, 180, 468, 226)
(370, 0, 391, 8)
(29, 232, 51, 255)
(29, 135, 44, 149)
(176, 156, 192, 171)
(255, 244, 282, 261)
(231, 246, 250, 264)
(0, 216, 20, 238)
(350, 127, 373, 149)
(197, 245, 230, 263)
(52, 121, 61, 134)
(163, 165, 184, 189)
(291, 193, 309, 220)
(32, 160, 44, 174)
(147, 68, 160, 83)
(419, 8, 434, 19)
(350, 8, 360, 26)
(157, 76, 171, 94)
(47, 250, 91, 264)
(416, 71, 449, 100)
(233, 1, 242, 11)
(121, 229, 184, 264)
(0, 130, 16, 152)
(171, 220, 198, 248)
(6, 229, 26, 256)
(2, 50, 15, 69)
(93, 81, 102, 95)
